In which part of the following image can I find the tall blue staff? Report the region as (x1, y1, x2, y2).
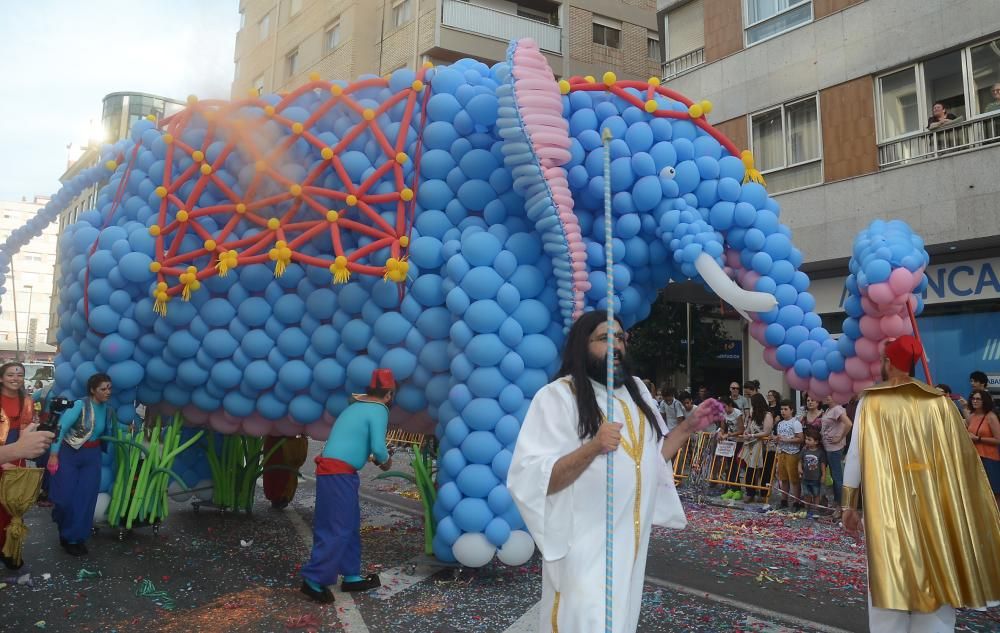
(601, 126, 614, 633)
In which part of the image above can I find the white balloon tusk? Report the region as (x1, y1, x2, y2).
(694, 253, 778, 314)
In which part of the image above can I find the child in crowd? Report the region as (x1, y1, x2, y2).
(798, 429, 827, 516)
(718, 396, 744, 500)
(772, 399, 804, 510)
(658, 387, 686, 432)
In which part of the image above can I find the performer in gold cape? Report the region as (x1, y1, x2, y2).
(842, 335, 1000, 632)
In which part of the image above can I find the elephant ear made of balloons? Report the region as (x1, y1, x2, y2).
(7, 37, 928, 567)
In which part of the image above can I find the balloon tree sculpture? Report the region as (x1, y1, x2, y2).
(1, 38, 929, 566)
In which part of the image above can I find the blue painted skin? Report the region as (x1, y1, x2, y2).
(320, 400, 390, 469)
(22, 40, 929, 564)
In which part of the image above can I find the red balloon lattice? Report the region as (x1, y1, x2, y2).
(139, 68, 432, 314)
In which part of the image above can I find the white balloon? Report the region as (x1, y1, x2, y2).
(496, 529, 535, 566)
(93, 492, 111, 523)
(194, 478, 214, 502)
(452, 532, 496, 568)
(167, 481, 193, 503)
(695, 253, 777, 315)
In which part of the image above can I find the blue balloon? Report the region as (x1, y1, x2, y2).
(456, 464, 499, 498)
(764, 323, 786, 346)
(452, 498, 493, 533)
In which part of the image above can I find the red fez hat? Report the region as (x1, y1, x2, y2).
(885, 335, 923, 372)
(369, 368, 396, 390)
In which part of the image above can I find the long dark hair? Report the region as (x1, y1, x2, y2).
(750, 393, 769, 426)
(0, 361, 27, 425)
(557, 311, 661, 441)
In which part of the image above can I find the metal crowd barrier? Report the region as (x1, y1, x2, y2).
(672, 432, 779, 501)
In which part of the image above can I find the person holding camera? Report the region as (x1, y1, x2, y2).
(47, 373, 117, 556)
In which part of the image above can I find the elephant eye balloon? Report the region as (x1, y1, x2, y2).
(659, 165, 676, 180)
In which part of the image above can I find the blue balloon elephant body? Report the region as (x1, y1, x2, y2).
(25, 39, 928, 565)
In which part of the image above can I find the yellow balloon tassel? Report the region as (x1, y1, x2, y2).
(741, 150, 767, 186)
(383, 256, 410, 283)
(330, 256, 351, 284)
(269, 240, 292, 277)
(179, 266, 200, 301)
(216, 250, 238, 277)
(152, 282, 170, 316)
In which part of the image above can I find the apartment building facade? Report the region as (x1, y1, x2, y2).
(232, 0, 662, 98)
(657, 0, 1000, 395)
(0, 196, 58, 360)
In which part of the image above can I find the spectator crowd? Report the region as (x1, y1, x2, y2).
(645, 369, 1000, 518)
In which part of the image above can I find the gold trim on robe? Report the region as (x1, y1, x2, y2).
(858, 379, 1000, 611)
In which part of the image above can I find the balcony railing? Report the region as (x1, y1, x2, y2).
(441, 0, 562, 54)
(878, 113, 1000, 168)
(661, 47, 705, 81)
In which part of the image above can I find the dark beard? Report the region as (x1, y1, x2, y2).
(587, 350, 630, 389)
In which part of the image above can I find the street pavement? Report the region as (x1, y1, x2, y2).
(5, 441, 999, 632)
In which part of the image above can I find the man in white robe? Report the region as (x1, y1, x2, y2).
(508, 312, 715, 633)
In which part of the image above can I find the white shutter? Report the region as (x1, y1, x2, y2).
(667, 0, 705, 60)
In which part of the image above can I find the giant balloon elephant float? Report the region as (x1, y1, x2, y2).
(2, 39, 929, 566)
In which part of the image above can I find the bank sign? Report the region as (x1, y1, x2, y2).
(811, 256, 1000, 315)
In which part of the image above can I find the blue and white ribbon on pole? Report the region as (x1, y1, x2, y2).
(602, 126, 614, 633)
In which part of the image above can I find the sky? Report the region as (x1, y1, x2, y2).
(0, 0, 240, 201)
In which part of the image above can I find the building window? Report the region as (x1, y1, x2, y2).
(647, 33, 661, 60)
(253, 75, 265, 96)
(325, 19, 342, 52)
(517, 6, 557, 25)
(875, 40, 1000, 142)
(392, 0, 413, 28)
(258, 12, 271, 42)
(744, 0, 812, 46)
(750, 95, 821, 193)
(289, 0, 302, 16)
(286, 48, 299, 78)
(971, 37, 1000, 115)
(592, 17, 621, 49)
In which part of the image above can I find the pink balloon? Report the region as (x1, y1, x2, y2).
(829, 372, 853, 393)
(182, 404, 208, 425)
(750, 321, 767, 342)
(832, 391, 853, 405)
(859, 316, 882, 340)
(870, 360, 883, 377)
(726, 249, 742, 269)
(860, 296, 879, 315)
(763, 346, 781, 370)
(845, 356, 870, 380)
(809, 378, 832, 399)
(785, 368, 809, 392)
(855, 337, 879, 362)
(275, 418, 306, 437)
(867, 283, 895, 306)
(306, 422, 331, 442)
(209, 414, 241, 434)
(888, 267, 915, 296)
(184, 412, 208, 428)
(742, 271, 760, 289)
(242, 416, 273, 437)
(853, 379, 872, 394)
(880, 314, 906, 337)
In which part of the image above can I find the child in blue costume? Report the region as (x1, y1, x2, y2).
(47, 373, 119, 556)
(300, 368, 395, 604)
